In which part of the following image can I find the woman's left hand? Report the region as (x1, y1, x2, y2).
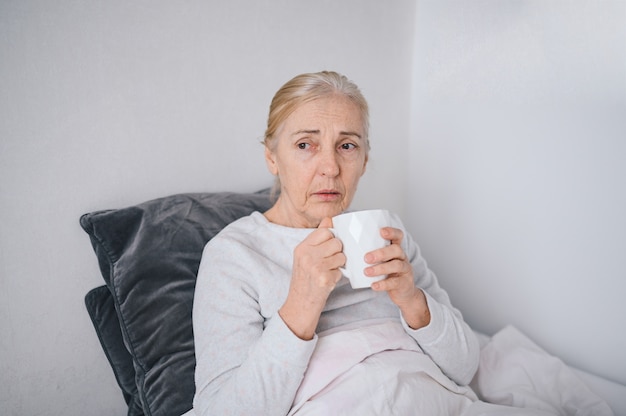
(364, 227, 431, 330)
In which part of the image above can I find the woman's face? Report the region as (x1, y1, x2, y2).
(265, 94, 368, 228)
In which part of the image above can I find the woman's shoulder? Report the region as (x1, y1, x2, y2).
(198, 212, 269, 268)
(211, 211, 268, 242)
(205, 210, 313, 258)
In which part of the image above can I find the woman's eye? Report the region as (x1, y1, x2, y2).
(340, 143, 357, 150)
(297, 142, 310, 150)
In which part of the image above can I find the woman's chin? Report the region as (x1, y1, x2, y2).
(311, 204, 347, 222)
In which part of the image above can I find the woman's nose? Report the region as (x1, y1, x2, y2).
(319, 149, 340, 177)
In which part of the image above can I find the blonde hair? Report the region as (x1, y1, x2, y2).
(263, 71, 370, 152)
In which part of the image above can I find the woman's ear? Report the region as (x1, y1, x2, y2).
(360, 154, 368, 177)
(265, 146, 278, 176)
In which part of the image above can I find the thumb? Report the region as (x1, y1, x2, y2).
(318, 217, 333, 229)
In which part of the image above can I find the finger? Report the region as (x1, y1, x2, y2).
(371, 274, 414, 296)
(365, 258, 410, 278)
(364, 243, 405, 265)
(318, 217, 333, 229)
(321, 236, 343, 258)
(306, 225, 335, 245)
(303, 217, 335, 245)
(380, 226, 403, 245)
(371, 274, 405, 292)
(371, 276, 392, 292)
(326, 251, 347, 271)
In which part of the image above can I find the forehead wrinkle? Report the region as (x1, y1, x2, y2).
(289, 129, 362, 139)
(339, 131, 362, 139)
(290, 129, 320, 137)
(277, 96, 365, 143)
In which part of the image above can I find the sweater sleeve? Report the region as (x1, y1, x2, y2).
(192, 238, 317, 416)
(400, 231, 480, 386)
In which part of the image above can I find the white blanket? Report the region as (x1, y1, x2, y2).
(289, 320, 477, 415)
(182, 323, 617, 416)
(288, 321, 614, 416)
(471, 325, 614, 416)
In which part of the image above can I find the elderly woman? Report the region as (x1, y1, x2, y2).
(192, 71, 480, 415)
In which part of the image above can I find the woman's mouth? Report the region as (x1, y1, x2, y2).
(313, 190, 341, 201)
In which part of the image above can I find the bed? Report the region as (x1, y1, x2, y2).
(80, 189, 626, 416)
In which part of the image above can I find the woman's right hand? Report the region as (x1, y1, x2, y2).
(278, 217, 345, 340)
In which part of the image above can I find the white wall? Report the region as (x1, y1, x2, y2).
(0, 1, 415, 414)
(4, 1, 624, 414)
(409, 0, 626, 385)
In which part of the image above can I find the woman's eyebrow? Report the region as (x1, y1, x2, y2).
(290, 129, 362, 139)
(291, 129, 320, 136)
(340, 131, 362, 139)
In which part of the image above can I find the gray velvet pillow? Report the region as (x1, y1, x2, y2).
(85, 285, 144, 415)
(81, 190, 272, 416)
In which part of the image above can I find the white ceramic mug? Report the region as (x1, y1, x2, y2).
(331, 209, 398, 289)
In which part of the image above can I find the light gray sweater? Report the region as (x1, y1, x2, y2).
(192, 211, 479, 416)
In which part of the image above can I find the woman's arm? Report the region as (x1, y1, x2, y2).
(278, 217, 345, 340)
(192, 218, 345, 416)
(404, 232, 480, 386)
(367, 224, 480, 386)
(192, 239, 317, 416)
